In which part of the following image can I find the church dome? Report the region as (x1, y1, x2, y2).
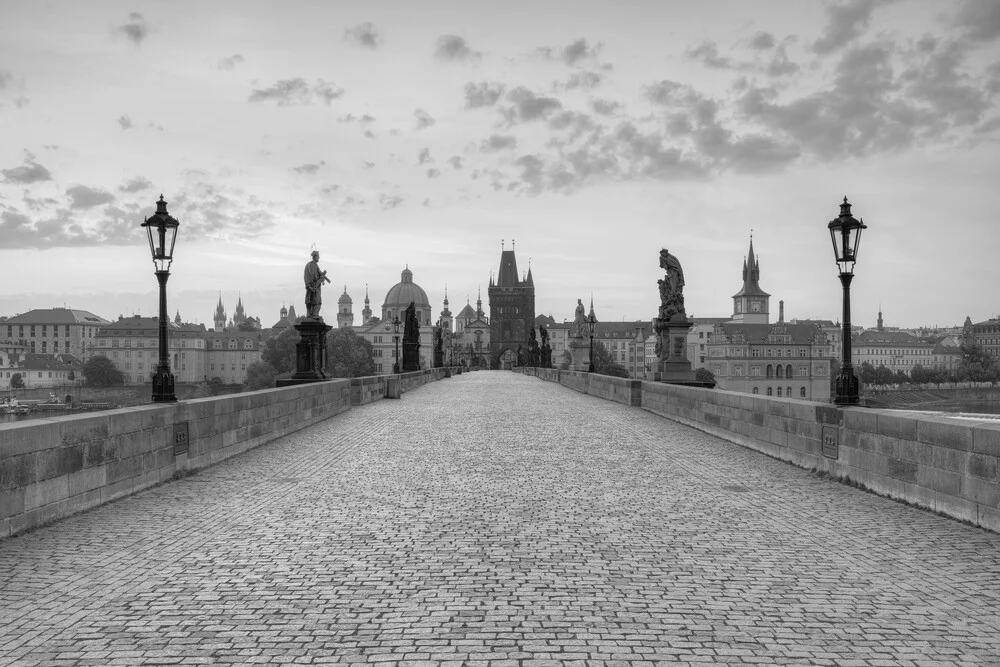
(382, 267, 430, 310)
(338, 287, 352, 305)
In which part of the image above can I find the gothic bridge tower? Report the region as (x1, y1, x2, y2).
(488, 241, 535, 369)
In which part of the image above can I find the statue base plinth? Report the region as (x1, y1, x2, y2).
(277, 318, 332, 386)
(402, 342, 420, 372)
(569, 338, 591, 372)
(651, 319, 695, 383)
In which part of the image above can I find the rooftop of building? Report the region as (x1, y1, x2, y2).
(4, 308, 109, 325)
(96, 316, 207, 338)
(712, 322, 827, 345)
(851, 330, 929, 346)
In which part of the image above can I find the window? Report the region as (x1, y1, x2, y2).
(752, 348, 760, 357)
(800, 387, 806, 398)
(799, 366, 807, 377)
(752, 387, 759, 394)
(65, 325, 70, 336)
(787, 386, 792, 397)
(767, 387, 773, 396)
(766, 364, 773, 378)
(776, 365, 783, 379)
(734, 366, 743, 376)
(776, 387, 782, 397)
(786, 364, 793, 378)
(750, 367, 760, 376)
(229, 339, 237, 349)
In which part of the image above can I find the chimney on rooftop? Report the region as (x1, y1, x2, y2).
(779, 300, 784, 324)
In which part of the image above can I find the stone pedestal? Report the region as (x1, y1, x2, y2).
(569, 338, 591, 372)
(649, 319, 696, 383)
(276, 318, 332, 387)
(402, 342, 420, 372)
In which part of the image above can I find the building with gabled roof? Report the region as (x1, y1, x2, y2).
(1, 352, 81, 390)
(2, 308, 109, 360)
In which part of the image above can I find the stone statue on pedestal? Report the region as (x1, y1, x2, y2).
(304, 250, 331, 319)
(650, 248, 696, 384)
(657, 248, 686, 323)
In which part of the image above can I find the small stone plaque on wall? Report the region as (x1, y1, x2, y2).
(822, 425, 839, 459)
(173, 422, 190, 455)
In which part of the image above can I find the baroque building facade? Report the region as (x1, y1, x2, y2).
(707, 238, 833, 401)
(2, 308, 109, 360)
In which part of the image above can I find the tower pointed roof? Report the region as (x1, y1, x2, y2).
(732, 235, 770, 298)
(588, 295, 597, 323)
(496, 249, 520, 287)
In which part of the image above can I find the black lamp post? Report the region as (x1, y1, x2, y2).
(393, 315, 401, 374)
(141, 195, 179, 403)
(475, 339, 482, 369)
(587, 312, 596, 373)
(828, 196, 868, 406)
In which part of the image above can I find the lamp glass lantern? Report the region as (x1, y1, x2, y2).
(392, 316, 401, 373)
(828, 197, 867, 276)
(141, 195, 180, 273)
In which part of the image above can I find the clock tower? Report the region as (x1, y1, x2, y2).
(730, 236, 770, 325)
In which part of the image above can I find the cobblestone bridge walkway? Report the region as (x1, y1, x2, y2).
(2, 372, 1000, 666)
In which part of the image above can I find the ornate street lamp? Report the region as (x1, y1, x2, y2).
(141, 195, 179, 403)
(828, 196, 868, 406)
(588, 312, 596, 373)
(393, 315, 401, 374)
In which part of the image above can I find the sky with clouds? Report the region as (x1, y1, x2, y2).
(1, 0, 998, 330)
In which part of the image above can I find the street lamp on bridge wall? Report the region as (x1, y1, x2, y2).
(393, 316, 401, 374)
(828, 196, 868, 406)
(587, 312, 596, 373)
(141, 195, 179, 403)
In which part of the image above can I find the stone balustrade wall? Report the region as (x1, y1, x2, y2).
(1, 368, 449, 539)
(532, 369, 1000, 532)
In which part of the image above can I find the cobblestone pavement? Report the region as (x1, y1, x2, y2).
(2, 372, 1000, 667)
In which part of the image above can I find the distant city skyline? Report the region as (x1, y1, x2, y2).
(2, 1, 998, 330)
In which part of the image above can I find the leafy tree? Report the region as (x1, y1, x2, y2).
(694, 367, 715, 384)
(910, 364, 931, 384)
(261, 325, 300, 374)
(82, 355, 124, 386)
(858, 361, 877, 386)
(10, 372, 24, 389)
(237, 319, 260, 332)
(325, 328, 376, 378)
(955, 338, 996, 383)
(242, 361, 279, 391)
(592, 341, 629, 378)
(873, 364, 894, 386)
(209, 376, 223, 385)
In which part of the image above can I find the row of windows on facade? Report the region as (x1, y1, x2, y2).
(4, 325, 96, 338)
(17, 340, 82, 353)
(854, 348, 934, 355)
(752, 386, 808, 397)
(2, 370, 68, 379)
(711, 347, 829, 358)
(716, 364, 825, 378)
(107, 350, 252, 360)
(97, 338, 253, 349)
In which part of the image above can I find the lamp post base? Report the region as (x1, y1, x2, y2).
(834, 370, 861, 406)
(151, 367, 176, 403)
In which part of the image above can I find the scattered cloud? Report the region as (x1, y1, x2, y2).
(538, 38, 603, 67)
(290, 161, 326, 175)
(953, 0, 1000, 43)
(426, 168, 441, 179)
(749, 32, 776, 50)
(500, 86, 562, 124)
(435, 35, 481, 61)
(765, 46, 800, 77)
(114, 12, 149, 46)
(118, 114, 132, 130)
(379, 194, 403, 210)
(248, 78, 344, 105)
(66, 185, 116, 209)
(418, 148, 433, 164)
(813, 0, 887, 55)
(414, 108, 436, 130)
(218, 54, 245, 71)
(480, 134, 518, 152)
(362, 161, 375, 169)
(464, 81, 505, 108)
(687, 41, 738, 69)
(592, 98, 620, 116)
(0, 71, 11, 89)
(2, 157, 53, 184)
(339, 113, 376, 123)
(344, 22, 382, 49)
(119, 176, 152, 193)
(447, 156, 464, 169)
(0, 207, 141, 249)
(560, 71, 603, 90)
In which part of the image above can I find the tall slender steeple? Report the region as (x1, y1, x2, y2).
(877, 304, 883, 332)
(476, 286, 484, 319)
(588, 295, 597, 323)
(439, 285, 453, 331)
(731, 234, 771, 324)
(214, 293, 227, 331)
(362, 284, 372, 323)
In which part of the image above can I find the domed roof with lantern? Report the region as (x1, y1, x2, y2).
(382, 266, 430, 311)
(338, 286, 353, 305)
